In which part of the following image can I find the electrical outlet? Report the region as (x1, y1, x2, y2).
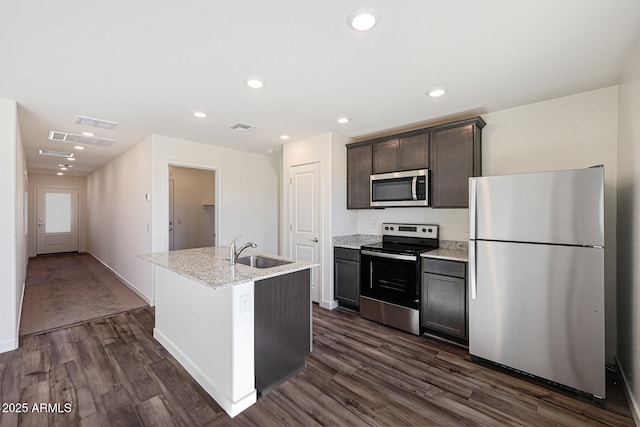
(239, 294, 251, 314)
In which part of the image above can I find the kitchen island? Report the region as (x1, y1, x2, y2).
(141, 246, 318, 417)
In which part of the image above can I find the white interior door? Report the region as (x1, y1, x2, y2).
(290, 163, 321, 303)
(36, 187, 79, 254)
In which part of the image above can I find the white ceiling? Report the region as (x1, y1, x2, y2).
(2, 1, 640, 176)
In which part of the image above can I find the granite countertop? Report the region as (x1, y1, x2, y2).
(140, 246, 318, 289)
(421, 248, 469, 262)
(421, 240, 468, 262)
(333, 234, 381, 250)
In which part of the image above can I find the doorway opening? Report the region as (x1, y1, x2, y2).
(168, 165, 217, 251)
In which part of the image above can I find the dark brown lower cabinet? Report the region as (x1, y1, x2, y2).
(254, 269, 311, 396)
(421, 258, 468, 340)
(334, 247, 360, 309)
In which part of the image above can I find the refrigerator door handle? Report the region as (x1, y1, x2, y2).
(469, 178, 477, 239)
(470, 241, 477, 300)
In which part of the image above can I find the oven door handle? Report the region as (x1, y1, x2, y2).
(361, 250, 417, 262)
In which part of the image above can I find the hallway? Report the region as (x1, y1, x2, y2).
(20, 253, 147, 336)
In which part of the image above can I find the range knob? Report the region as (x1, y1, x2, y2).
(390, 226, 394, 231)
(428, 228, 433, 233)
(422, 228, 427, 233)
(384, 226, 389, 230)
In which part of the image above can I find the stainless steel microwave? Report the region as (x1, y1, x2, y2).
(370, 169, 429, 207)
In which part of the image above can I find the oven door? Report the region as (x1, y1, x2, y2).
(360, 250, 420, 309)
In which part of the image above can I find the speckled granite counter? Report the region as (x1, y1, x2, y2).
(140, 246, 318, 289)
(332, 234, 381, 250)
(421, 240, 469, 262)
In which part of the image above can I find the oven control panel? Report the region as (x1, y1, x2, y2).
(381, 223, 438, 238)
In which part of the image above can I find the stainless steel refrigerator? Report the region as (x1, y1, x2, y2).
(468, 166, 605, 398)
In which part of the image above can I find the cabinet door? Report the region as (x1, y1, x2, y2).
(335, 257, 360, 308)
(399, 134, 429, 171)
(347, 144, 372, 209)
(421, 272, 466, 338)
(430, 125, 475, 208)
(372, 139, 400, 174)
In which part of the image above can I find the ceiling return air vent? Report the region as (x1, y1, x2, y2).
(39, 149, 74, 158)
(75, 115, 118, 130)
(48, 130, 115, 147)
(228, 122, 257, 131)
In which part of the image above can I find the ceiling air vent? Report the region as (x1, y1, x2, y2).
(48, 130, 115, 147)
(75, 115, 118, 130)
(228, 122, 257, 131)
(39, 149, 74, 158)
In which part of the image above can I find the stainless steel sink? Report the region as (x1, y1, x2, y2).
(236, 255, 293, 269)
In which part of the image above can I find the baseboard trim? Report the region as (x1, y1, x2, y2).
(321, 299, 339, 310)
(0, 337, 18, 353)
(153, 327, 256, 417)
(86, 251, 153, 306)
(617, 356, 640, 426)
(15, 277, 25, 343)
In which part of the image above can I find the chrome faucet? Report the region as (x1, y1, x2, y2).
(229, 236, 257, 265)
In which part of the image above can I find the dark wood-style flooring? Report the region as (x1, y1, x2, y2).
(0, 305, 634, 426)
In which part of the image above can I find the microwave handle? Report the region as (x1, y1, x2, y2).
(411, 177, 417, 200)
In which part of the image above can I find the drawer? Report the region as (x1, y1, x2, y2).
(423, 258, 466, 278)
(334, 247, 360, 262)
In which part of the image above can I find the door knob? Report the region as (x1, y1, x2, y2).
(310, 238, 319, 243)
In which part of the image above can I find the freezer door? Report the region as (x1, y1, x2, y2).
(470, 167, 604, 246)
(469, 240, 605, 398)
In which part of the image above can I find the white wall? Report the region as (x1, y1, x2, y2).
(151, 135, 280, 255)
(357, 208, 470, 242)
(27, 174, 87, 257)
(617, 37, 640, 424)
(87, 136, 154, 303)
(0, 98, 27, 353)
(169, 166, 215, 250)
(283, 132, 358, 309)
(482, 87, 619, 362)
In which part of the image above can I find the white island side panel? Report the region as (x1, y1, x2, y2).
(153, 265, 256, 417)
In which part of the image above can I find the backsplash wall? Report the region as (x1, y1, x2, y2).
(357, 207, 469, 242)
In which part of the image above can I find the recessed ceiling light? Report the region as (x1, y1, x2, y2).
(74, 145, 85, 150)
(193, 111, 208, 118)
(428, 88, 448, 97)
(266, 149, 275, 154)
(57, 172, 64, 176)
(348, 7, 380, 31)
(67, 157, 76, 161)
(337, 117, 351, 124)
(60, 167, 68, 171)
(81, 131, 95, 137)
(279, 135, 290, 140)
(246, 78, 265, 89)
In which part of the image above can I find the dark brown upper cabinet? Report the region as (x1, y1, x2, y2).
(346, 143, 372, 209)
(346, 116, 485, 209)
(372, 134, 429, 174)
(430, 118, 485, 208)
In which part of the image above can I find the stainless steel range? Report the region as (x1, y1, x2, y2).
(360, 223, 438, 335)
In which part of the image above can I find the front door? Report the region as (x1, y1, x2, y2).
(36, 187, 79, 254)
(290, 163, 321, 303)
